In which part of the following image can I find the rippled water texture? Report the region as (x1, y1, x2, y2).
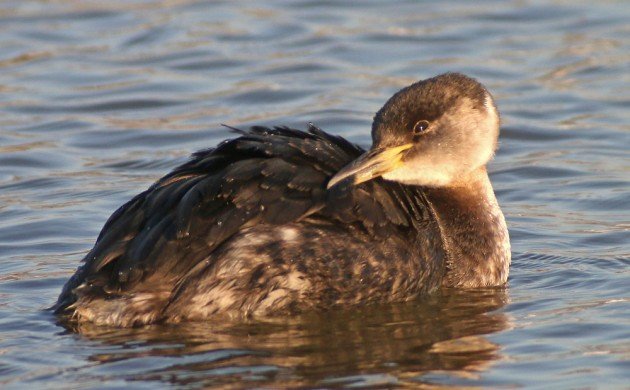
(1, 0, 628, 388)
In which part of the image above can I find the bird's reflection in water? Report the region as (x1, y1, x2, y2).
(61, 288, 510, 387)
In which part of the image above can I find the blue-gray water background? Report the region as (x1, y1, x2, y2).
(1, 1, 628, 388)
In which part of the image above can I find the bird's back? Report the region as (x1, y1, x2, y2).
(54, 125, 445, 326)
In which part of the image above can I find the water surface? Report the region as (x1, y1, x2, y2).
(0, 0, 628, 388)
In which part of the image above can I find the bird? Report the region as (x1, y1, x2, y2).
(53, 73, 510, 327)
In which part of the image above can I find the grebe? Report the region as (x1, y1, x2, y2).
(54, 73, 510, 327)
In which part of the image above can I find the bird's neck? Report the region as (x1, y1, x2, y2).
(423, 168, 510, 288)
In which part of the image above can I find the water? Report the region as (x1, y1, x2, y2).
(0, 0, 628, 388)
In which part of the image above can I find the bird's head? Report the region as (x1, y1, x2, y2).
(328, 73, 500, 189)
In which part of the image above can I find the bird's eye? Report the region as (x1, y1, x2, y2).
(413, 120, 430, 135)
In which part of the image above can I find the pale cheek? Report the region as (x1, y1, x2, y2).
(382, 165, 454, 187)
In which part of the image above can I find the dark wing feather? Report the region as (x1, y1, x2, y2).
(55, 124, 432, 312)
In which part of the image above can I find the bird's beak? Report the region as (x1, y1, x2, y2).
(327, 143, 413, 189)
